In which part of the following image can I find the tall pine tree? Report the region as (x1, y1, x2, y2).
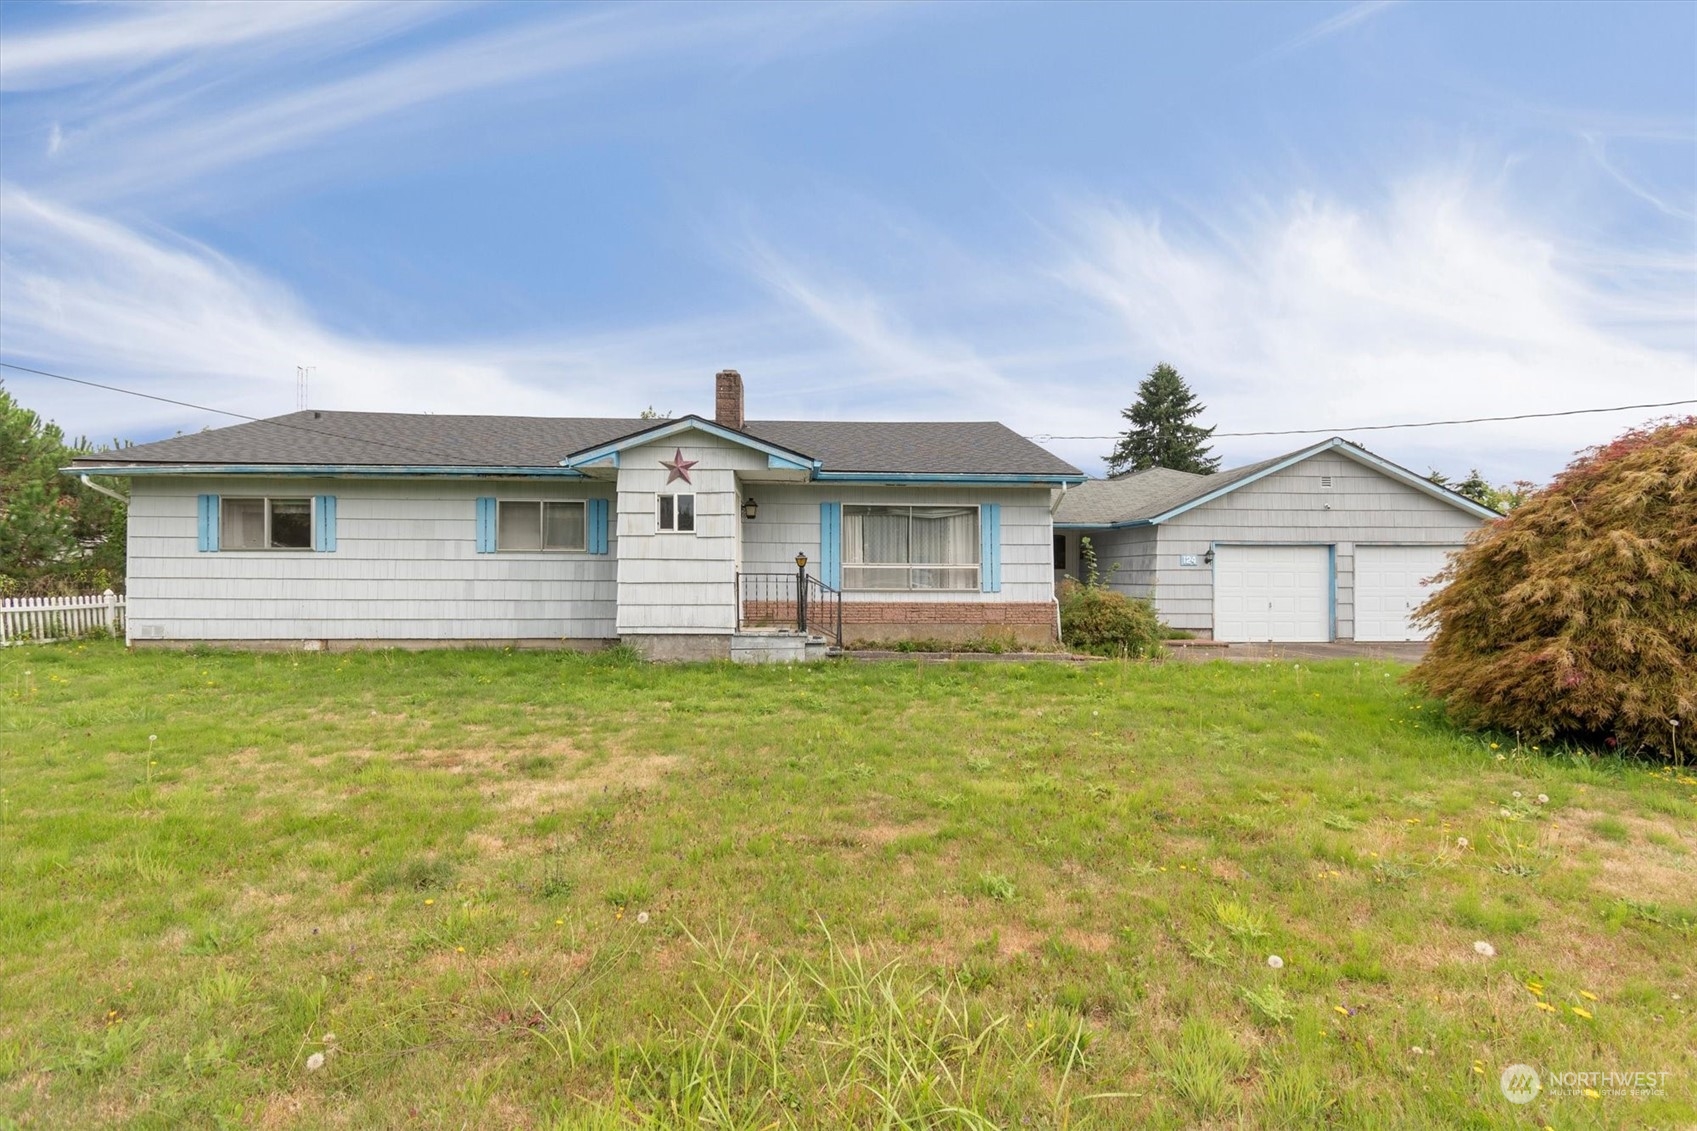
(1103, 363, 1219, 476)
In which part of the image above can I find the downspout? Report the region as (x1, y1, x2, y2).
(80, 475, 129, 504)
(1051, 482, 1068, 646)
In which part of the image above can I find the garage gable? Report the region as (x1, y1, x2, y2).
(1145, 447, 1491, 639)
(1146, 438, 1499, 526)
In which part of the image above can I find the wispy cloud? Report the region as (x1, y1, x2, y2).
(1262, 0, 1398, 61)
(5, 166, 1690, 484)
(14, 2, 905, 206)
(0, 1, 438, 92)
(0, 186, 936, 436)
(1582, 133, 1697, 222)
(1056, 172, 1696, 475)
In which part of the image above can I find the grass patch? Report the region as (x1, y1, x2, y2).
(1, 642, 1694, 1127)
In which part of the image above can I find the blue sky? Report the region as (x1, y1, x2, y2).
(1, 0, 1692, 482)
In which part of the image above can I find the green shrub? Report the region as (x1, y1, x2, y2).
(1410, 417, 1695, 761)
(1058, 578, 1161, 657)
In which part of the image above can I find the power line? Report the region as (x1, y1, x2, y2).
(0, 359, 499, 466)
(8, 358, 1692, 455)
(1027, 399, 1697, 441)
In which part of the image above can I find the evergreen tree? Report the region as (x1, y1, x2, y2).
(1427, 467, 1535, 514)
(1103, 363, 1219, 476)
(0, 383, 128, 596)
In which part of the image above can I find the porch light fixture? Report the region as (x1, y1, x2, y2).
(1203, 549, 1215, 565)
(795, 551, 808, 571)
(742, 496, 759, 521)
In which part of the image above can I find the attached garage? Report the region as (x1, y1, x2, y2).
(1052, 437, 1499, 642)
(1213, 544, 1331, 642)
(1352, 544, 1460, 642)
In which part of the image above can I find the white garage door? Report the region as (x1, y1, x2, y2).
(1213, 545, 1331, 642)
(1353, 545, 1460, 642)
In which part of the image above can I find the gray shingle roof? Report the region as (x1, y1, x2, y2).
(1055, 450, 1311, 524)
(743, 420, 1080, 476)
(1052, 466, 1211, 524)
(1053, 438, 1498, 525)
(75, 410, 1082, 478)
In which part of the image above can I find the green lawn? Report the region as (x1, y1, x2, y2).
(2, 643, 1693, 1129)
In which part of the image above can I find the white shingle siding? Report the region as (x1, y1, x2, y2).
(1128, 453, 1482, 637)
(739, 484, 1055, 604)
(1086, 525, 1158, 597)
(126, 477, 616, 641)
(613, 437, 767, 634)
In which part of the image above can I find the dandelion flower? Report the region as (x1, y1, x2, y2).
(1536, 794, 1548, 804)
(554, 918, 564, 925)
(1579, 990, 1598, 1001)
(1526, 982, 1544, 995)
(637, 911, 650, 925)
(1267, 955, 1284, 969)
(424, 898, 434, 906)
(455, 946, 465, 953)
(1474, 941, 1496, 957)
(322, 1033, 336, 1044)
(1537, 1002, 1558, 1013)
(1411, 1045, 1423, 1055)
(1512, 791, 1522, 799)
(1583, 1088, 1600, 1099)
(1571, 1006, 1592, 1019)
(1457, 837, 1470, 849)
(305, 1052, 325, 1072)
(1495, 753, 1506, 762)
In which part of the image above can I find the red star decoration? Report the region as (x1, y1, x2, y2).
(659, 447, 698, 484)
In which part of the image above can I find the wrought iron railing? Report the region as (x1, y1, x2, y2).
(736, 568, 843, 647)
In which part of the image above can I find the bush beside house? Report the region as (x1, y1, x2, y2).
(1411, 417, 1696, 761)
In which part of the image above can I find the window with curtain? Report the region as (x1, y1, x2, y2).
(219, 497, 313, 550)
(842, 505, 978, 590)
(657, 494, 695, 532)
(496, 500, 586, 551)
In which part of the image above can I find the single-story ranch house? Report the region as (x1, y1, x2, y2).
(69, 372, 1496, 656)
(1052, 437, 1498, 643)
(70, 371, 1086, 658)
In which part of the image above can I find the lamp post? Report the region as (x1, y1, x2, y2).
(795, 552, 809, 633)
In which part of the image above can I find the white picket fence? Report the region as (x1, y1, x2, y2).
(0, 590, 126, 646)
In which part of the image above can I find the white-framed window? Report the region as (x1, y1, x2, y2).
(220, 497, 314, 550)
(843, 504, 979, 590)
(657, 493, 695, 533)
(497, 500, 586, 551)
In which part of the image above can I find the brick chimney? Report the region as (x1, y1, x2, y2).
(714, 369, 744, 430)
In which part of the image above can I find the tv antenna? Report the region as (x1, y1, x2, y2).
(296, 366, 314, 411)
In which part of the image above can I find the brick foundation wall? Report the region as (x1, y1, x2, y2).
(743, 600, 1058, 644)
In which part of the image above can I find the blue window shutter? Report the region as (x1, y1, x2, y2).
(475, 496, 497, 553)
(313, 495, 338, 552)
(819, 502, 842, 588)
(588, 497, 609, 555)
(980, 503, 1001, 593)
(197, 494, 220, 552)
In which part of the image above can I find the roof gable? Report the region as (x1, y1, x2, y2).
(559, 415, 818, 470)
(1054, 438, 1499, 527)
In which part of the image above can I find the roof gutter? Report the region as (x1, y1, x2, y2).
(810, 471, 1087, 486)
(1052, 518, 1155, 531)
(77, 474, 130, 503)
(63, 463, 590, 479)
